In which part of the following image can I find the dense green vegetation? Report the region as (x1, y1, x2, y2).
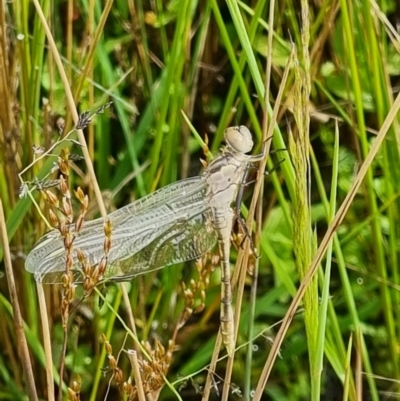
(1, 0, 400, 400)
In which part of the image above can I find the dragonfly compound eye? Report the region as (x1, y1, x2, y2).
(224, 126, 254, 154)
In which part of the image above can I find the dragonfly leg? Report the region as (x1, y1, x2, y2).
(234, 167, 259, 258)
(236, 213, 259, 259)
(244, 157, 286, 185)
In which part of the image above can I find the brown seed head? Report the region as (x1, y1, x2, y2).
(60, 147, 70, 161)
(67, 388, 78, 401)
(83, 261, 91, 277)
(142, 341, 151, 355)
(123, 378, 132, 395)
(155, 339, 165, 359)
(74, 187, 85, 203)
(104, 219, 112, 237)
(141, 360, 151, 375)
(44, 190, 59, 207)
(58, 158, 69, 176)
(59, 149, 70, 171)
(194, 304, 204, 314)
(108, 354, 117, 369)
(195, 258, 203, 271)
(71, 378, 81, 393)
(65, 253, 74, 270)
(98, 257, 107, 277)
(91, 266, 100, 283)
(39, 190, 47, 202)
(75, 215, 84, 233)
(62, 272, 71, 287)
(49, 209, 59, 227)
(183, 288, 193, 304)
(200, 158, 208, 169)
(103, 237, 111, 254)
(104, 340, 112, 354)
(62, 197, 72, 218)
(83, 276, 92, 292)
(77, 249, 85, 264)
(165, 341, 174, 365)
(64, 232, 73, 250)
(67, 285, 76, 302)
(59, 175, 70, 198)
(59, 218, 67, 236)
(82, 195, 89, 212)
(114, 367, 123, 385)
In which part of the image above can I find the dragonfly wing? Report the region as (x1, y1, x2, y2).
(103, 210, 218, 281)
(26, 177, 213, 283)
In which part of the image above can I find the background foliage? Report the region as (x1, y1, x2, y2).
(1, 0, 400, 400)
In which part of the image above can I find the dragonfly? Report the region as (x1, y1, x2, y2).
(25, 126, 266, 356)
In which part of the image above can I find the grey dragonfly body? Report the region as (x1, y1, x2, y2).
(25, 126, 265, 355)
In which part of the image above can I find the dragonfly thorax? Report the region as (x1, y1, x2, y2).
(205, 152, 249, 211)
(224, 125, 254, 154)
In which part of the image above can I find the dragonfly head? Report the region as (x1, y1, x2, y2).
(224, 126, 254, 154)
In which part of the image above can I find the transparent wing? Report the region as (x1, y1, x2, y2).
(26, 177, 217, 283)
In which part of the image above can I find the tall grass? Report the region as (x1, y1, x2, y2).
(1, 1, 400, 400)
